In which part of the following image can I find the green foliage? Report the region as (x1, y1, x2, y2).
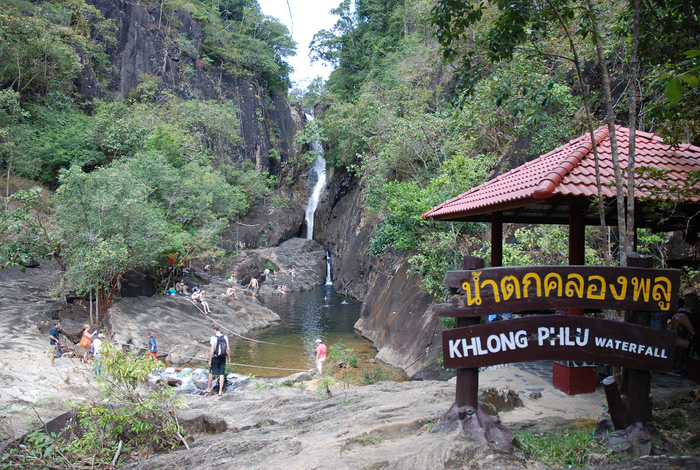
(5, 108, 104, 185)
(328, 341, 359, 368)
(0, 0, 112, 100)
(187, 0, 295, 91)
(0, 187, 59, 269)
(514, 428, 619, 468)
(55, 162, 170, 295)
(67, 341, 184, 463)
(345, 432, 382, 449)
(2, 341, 183, 467)
(311, 0, 407, 99)
(1, 428, 72, 469)
(359, 366, 391, 385)
(92, 100, 148, 161)
(220, 160, 273, 207)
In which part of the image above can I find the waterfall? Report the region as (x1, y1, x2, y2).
(304, 112, 327, 240)
(325, 251, 333, 285)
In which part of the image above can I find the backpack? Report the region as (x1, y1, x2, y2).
(214, 335, 228, 358)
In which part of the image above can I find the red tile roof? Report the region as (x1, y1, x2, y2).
(423, 125, 700, 228)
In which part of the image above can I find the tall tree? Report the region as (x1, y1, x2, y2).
(429, 0, 696, 265)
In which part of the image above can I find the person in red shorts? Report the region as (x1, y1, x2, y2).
(146, 333, 158, 361)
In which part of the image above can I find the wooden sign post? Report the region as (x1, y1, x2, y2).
(438, 255, 680, 449)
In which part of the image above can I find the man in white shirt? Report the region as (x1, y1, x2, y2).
(205, 325, 229, 396)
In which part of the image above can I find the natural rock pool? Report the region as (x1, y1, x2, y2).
(228, 285, 376, 377)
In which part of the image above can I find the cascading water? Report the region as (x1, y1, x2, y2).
(304, 112, 327, 240)
(325, 251, 333, 285)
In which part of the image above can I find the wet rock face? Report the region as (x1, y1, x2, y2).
(219, 237, 326, 293)
(312, 173, 373, 300)
(313, 174, 446, 379)
(220, 189, 305, 251)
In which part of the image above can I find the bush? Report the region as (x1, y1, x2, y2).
(328, 341, 359, 368)
(2, 341, 186, 467)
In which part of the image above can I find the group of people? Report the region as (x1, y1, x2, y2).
(48, 318, 329, 397)
(49, 322, 106, 374)
(191, 288, 211, 314)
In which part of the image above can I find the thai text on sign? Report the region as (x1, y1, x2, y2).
(442, 316, 676, 371)
(440, 266, 679, 317)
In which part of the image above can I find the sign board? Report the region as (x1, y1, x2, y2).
(440, 266, 679, 317)
(442, 315, 676, 371)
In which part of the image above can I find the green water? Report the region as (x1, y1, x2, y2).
(228, 285, 376, 377)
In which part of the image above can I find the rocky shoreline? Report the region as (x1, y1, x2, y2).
(3, 240, 700, 469)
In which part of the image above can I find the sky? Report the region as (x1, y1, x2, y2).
(257, 0, 341, 88)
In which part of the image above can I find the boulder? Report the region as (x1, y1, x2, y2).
(177, 409, 228, 435)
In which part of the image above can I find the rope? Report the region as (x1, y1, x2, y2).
(185, 297, 305, 350)
(112, 339, 309, 372)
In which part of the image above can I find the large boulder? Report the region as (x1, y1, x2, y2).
(108, 283, 279, 365)
(221, 237, 326, 293)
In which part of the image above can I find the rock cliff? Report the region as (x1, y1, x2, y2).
(82, 0, 304, 174)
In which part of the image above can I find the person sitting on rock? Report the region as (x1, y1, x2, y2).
(200, 290, 211, 314)
(191, 289, 208, 313)
(175, 279, 189, 295)
(228, 273, 238, 284)
(218, 286, 238, 300)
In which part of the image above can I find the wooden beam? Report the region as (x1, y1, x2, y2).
(491, 212, 503, 268)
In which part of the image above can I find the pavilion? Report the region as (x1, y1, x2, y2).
(423, 125, 700, 268)
(423, 125, 700, 397)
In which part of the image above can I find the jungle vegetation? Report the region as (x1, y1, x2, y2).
(309, 0, 700, 298)
(1, 0, 699, 309)
(0, 0, 292, 309)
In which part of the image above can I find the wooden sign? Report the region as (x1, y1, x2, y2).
(440, 266, 679, 317)
(442, 315, 676, 371)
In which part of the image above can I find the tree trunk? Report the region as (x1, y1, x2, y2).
(586, 0, 627, 266)
(546, 0, 610, 266)
(626, 0, 641, 249)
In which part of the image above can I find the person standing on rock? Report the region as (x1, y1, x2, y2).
(205, 325, 229, 397)
(247, 277, 259, 297)
(315, 338, 327, 375)
(80, 325, 96, 364)
(147, 333, 158, 361)
(49, 321, 61, 366)
(92, 333, 105, 376)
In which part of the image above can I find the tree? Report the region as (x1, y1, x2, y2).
(429, 0, 697, 266)
(54, 164, 170, 315)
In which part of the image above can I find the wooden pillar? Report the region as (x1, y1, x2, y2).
(569, 203, 585, 265)
(569, 203, 585, 315)
(455, 256, 484, 410)
(491, 212, 503, 268)
(622, 253, 653, 424)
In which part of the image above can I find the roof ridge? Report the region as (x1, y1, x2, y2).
(533, 125, 609, 199)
